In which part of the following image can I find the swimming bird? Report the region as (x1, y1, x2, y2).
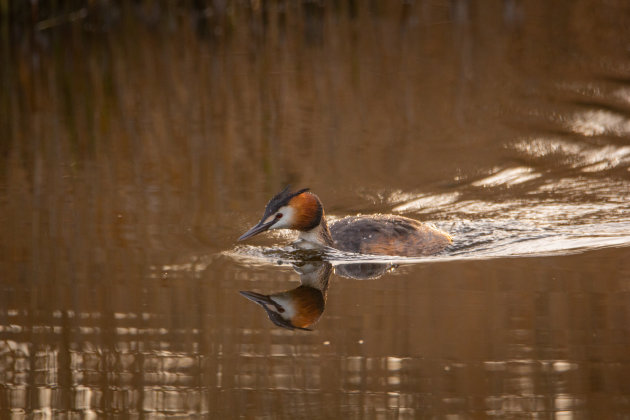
(238, 186, 452, 256)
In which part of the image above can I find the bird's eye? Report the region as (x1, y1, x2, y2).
(276, 213, 283, 219)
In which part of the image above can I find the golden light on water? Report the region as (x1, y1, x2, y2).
(2, 1, 630, 417)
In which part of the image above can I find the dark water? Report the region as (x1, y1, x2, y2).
(2, 1, 630, 418)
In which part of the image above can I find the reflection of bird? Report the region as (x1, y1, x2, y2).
(239, 287, 324, 331)
(334, 262, 395, 280)
(238, 186, 452, 256)
(240, 262, 331, 331)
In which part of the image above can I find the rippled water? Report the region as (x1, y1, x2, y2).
(229, 135, 630, 265)
(2, 1, 630, 418)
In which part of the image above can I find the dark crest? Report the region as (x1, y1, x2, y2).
(263, 186, 310, 218)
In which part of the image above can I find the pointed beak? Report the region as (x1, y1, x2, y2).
(238, 219, 277, 241)
(239, 291, 274, 306)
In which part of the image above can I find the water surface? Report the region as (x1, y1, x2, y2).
(1, 1, 630, 418)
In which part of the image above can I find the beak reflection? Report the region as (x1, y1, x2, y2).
(237, 252, 400, 331)
(239, 262, 332, 331)
(239, 291, 279, 308)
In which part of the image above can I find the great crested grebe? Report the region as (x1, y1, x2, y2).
(238, 186, 452, 256)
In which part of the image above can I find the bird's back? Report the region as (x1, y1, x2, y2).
(330, 215, 452, 257)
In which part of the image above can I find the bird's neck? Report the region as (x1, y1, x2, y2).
(296, 214, 334, 249)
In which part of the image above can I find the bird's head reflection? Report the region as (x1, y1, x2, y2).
(240, 261, 399, 330)
(240, 262, 332, 331)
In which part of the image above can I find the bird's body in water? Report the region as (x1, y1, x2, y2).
(238, 186, 452, 257)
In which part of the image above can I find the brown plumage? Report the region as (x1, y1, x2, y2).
(238, 186, 452, 257)
(288, 192, 323, 231)
(330, 215, 452, 257)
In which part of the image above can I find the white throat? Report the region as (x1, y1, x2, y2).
(295, 226, 327, 249)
